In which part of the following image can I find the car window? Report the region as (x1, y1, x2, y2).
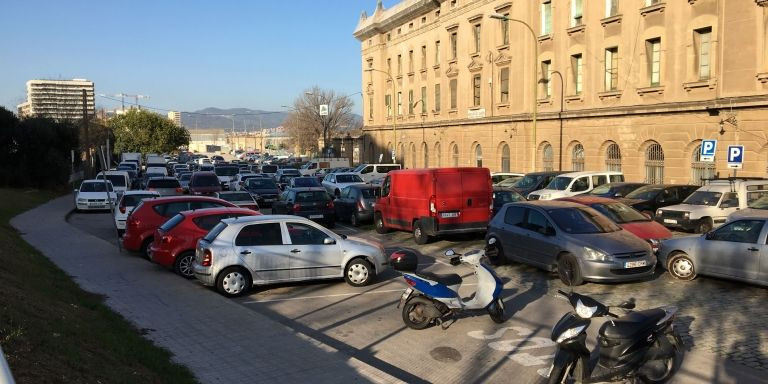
(710, 220, 764, 244)
(493, 190, 524, 204)
(286, 222, 331, 245)
(571, 177, 589, 192)
(360, 188, 379, 199)
(525, 209, 551, 233)
(235, 223, 283, 246)
(359, 166, 372, 174)
(296, 191, 331, 202)
(160, 213, 185, 232)
(192, 174, 220, 186)
(381, 177, 391, 197)
(666, 188, 679, 201)
(202, 222, 228, 243)
(504, 206, 525, 226)
(80, 182, 113, 192)
(720, 192, 739, 208)
(193, 214, 230, 231)
(547, 207, 621, 234)
(590, 202, 648, 224)
(123, 194, 156, 207)
(155, 202, 189, 217)
(588, 184, 612, 196)
(190, 201, 225, 210)
(591, 175, 607, 187)
(684, 191, 722, 206)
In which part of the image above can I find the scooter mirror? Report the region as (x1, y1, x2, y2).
(445, 249, 456, 257)
(618, 298, 636, 310)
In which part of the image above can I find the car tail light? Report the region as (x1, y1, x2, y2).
(176, 187, 183, 193)
(429, 195, 437, 215)
(293, 203, 301, 211)
(357, 201, 364, 211)
(161, 235, 173, 244)
(202, 249, 212, 267)
(127, 216, 140, 228)
(327, 201, 334, 209)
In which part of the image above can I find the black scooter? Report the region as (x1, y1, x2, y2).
(546, 290, 684, 384)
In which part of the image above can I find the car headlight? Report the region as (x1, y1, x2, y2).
(77, 198, 86, 203)
(575, 299, 598, 319)
(656, 209, 663, 217)
(583, 246, 612, 262)
(683, 212, 690, 219)
(540, 194, 551, 200)
(556, 324, 587, 343)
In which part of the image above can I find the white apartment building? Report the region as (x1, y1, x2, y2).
(17, 78, 95, 120)
(168, 111, 182, 126)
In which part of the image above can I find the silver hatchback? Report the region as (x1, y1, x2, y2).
(194, 215, 387, 297)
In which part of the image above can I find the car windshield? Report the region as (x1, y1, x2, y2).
(590, 202, 648, 223)
(588, 184, 612, 195)
(179, 174, 192, 181)
(80, 182, 113, 192)
(219, 192, 253, 202)
(625, 185, 664, 200)
(215, 167, 239, 176)
(123, 194, 156, 206)
(296, 191, 331, 202)
(193, 175, 220, 186)
(145, 173, 164, 179)
(336, 174, 363, 183)
(497, 177, 522, 187)
(546, 176, 573, 191)
(148, 179, 180, 188)
(683, 191, 722, 206)
(261, 165, 278, 173)
(293, 178, 319, 187)
(548, 207, 621, 234)
(493, 190, 525, 204)
(512, 174, 543, 189)
(97, 174, 126, 187)
(749, 196, 768, 209)
(360, 188, 380, 199)
(247, 178, 277, 188)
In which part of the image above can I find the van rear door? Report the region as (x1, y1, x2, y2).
(460, 169, 492, 226)
(433, 170, 463, 222)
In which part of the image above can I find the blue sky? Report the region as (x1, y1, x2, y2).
(0, 1, 399, 115)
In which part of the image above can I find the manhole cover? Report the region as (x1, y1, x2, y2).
(430, 346, 462, 363)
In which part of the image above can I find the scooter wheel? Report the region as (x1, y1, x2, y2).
(401, 296, 434, 330)
(488, 298, 505, 324)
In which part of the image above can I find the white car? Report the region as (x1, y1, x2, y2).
(114, 190, 160, 234)
(322, 172, 366, 197)
(74, 180, 117, 211)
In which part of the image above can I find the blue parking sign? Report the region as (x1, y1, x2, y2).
(727, 145, 744, 169)
(700, 140, 716, 161)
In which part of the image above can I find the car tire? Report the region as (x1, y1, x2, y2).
(216, 266, 252, 297)
(557, 253, 584, 286)
(141, 238, 153, 260)
(413, 220, 430, 245)
(344, 258, 375, 287)
(173, 251, 196, 279)
(486, 238, 506, 266)
(695, 217, 713, 234)
(374, 212, 389, 234)
(667, 252, 697, 281)
(350, 212, 360, 227)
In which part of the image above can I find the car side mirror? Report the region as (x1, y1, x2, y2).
(323, 237, 336, 245)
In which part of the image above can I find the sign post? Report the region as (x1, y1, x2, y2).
(700, 139, 716, 162)
(727, 145, 744, 177)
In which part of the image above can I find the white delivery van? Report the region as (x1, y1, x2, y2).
(95, 170, 131, 194)
(528, 171, 624, 200)
(352, 163, 402, 183)
(656, 178, 768, 233)
(299, 158, 351, 176)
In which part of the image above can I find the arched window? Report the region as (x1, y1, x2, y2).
(541, 143, 554, 171)
(451, 144, 459, 167)
(435, 142, 442, 167)
(501, 144, 510, 172)
(571, 143, 585, 171)
(605, 143, 621, 172)
(422, 142, 429, 168)
(645, 143, 665, 184)
(368, 142, 375, 163)
(398, 143, 405, 165)
(410, 143, 417, 169)
(474, 144, 483, 167)
(691, 144, 715, 185)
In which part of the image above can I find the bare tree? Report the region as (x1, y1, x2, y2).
(286, 86, 356, 157)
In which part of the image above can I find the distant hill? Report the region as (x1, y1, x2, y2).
(181, 107, 362, 132)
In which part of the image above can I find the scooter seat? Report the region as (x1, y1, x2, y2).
(415, 271, 462, 286)
(598, 309, 667, 339)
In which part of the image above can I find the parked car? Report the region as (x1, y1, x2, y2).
(74, 180, 117, 212)
(375, 167, 492, 244)
(145, 166, 168, 176)
(557, 196, 672, 253)
(352, 163, 402, 183)
(728, 195, 768, 221)
(528, 171, 624, 200)
(322, 172, 366, 197)
(214, 166, 239, 190)
(193, 215, 387, 297)
(276, 174, 294, 191)
(582, 182, 647, 199)
(272, 187, 335, 227)
(289, 176, 322, 188)
(619, 184, 700, 218)
(188, 171, 222, 196)
(658, 212, 768, 287)
(274, 168, 301, 182)
(485, 200, 656, 285)
(244, 177, 281, 207)
(229, 172, 258, 191)
(122, 196, 236, 257)
(149, 207, 260, 278)
(215, 191, 260, 211)
(114, 191, 160, 236)
(492, 186, 526, 218)
(96, 171, 131, 195)
(509, 171, 567, 198)
(141, 172, 166, 189)
(491, 172, 524, 185)
(334, 185, 380, 226)
(178, 173, 192, 193)
(260, 164, 279, 178)
(172, 163, 190, 176)
(145, 177, 183, 196)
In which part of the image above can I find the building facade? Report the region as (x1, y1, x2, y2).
(168, 111, 182, 126)
(354, 0, 768, 184)
(17, 79, 95, 121)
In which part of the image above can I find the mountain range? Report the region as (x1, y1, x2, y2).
(181, 107, 362, 131)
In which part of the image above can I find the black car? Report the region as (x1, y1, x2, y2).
(334, 185, 380, 226)
(272, 187, 335, 227)
(583, 182, 647, 198)
(290, 176, 322, 188)
(243, 177, 280, 207)
(510, 171, 567, 198)
(492, 186, 526, 218)
(619, 184, 700, 218)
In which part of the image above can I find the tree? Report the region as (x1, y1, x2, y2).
(284, 86, 356, 156)
(109, 109, 190, 154)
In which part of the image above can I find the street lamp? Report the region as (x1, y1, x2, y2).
(489, 13, 538, 171)
(365, 68, 397, 163)
(539, 70, 565, 171)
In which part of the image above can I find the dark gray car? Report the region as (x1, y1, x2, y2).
(145, 177, 182, 196)
(334, 185, 380, 226)
(485, 200, 656, 285)
(244, 177, 280, 206)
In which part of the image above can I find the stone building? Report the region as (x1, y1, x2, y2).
(354, 0, 768, 184)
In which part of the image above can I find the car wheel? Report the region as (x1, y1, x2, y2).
(667, 252, 697, 281)
(350, 212, 360, 227)
(374, 212, 389, 234)
(216, 266, 252, 297)
(695, 218, 713, 234)
(413, 220, 430, 245)
(141, 238, 154, 260)
(344, 258, 374, 287)
(173, 251, 195, 279)
(557, 253, 584, 286)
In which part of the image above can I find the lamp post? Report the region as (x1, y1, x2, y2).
(365, 68, 397, 163)
(541, 70, 565, 171)
(489, 13, 538, 171)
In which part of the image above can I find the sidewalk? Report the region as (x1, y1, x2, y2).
(11, 196, 402, 384)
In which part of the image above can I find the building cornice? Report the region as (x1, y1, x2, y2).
(354, 0, 443, 41)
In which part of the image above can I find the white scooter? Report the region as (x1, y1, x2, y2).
(391, 239, 506, 330)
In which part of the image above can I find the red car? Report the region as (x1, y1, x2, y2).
(122, 196, 236, 257)
(149, 207, 260, 278)
(557, 196, 672, 252)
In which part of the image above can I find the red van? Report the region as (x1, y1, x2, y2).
(374, 167, 492, 244)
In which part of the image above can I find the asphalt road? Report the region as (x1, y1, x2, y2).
(68, 209, 768, 382)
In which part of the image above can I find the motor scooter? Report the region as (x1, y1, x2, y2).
(391, 239, 505, 330)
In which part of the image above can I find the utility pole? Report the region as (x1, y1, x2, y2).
(82, 89, 91, 177)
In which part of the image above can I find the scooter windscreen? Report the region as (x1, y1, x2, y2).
(558, 290, 609, 318)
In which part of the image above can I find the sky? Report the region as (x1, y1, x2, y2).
(0, 1, 400, 116)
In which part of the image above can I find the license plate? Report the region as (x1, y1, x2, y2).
(264, 198, 274, 202)
(663, 219, 677, 224)
(441, 212, 459, 218)
(90, 205, 105, 209)
(398, 288, 413, 308)
(625, 260, 647, 268)
(309, 214, 324, 219)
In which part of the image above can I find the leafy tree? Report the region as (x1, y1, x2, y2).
(109, 109, 190, 154)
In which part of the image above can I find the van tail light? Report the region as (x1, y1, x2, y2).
(292, 203, 301, 211)
(327, 201, 334, 209)
(429, 195, 437, 215)
(202, 249, 212, 267)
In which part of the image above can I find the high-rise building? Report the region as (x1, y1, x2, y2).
(354, 0, 768, 184)
(168, 111, 182, 126)
(17, 78, 95, 120)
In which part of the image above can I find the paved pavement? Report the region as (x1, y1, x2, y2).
(19, 198, 768, 383)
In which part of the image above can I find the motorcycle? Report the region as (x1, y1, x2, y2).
(546, 289, 684, 384)
(390, 239, 505, 330)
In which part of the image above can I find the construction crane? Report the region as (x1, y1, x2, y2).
(100, 93, 150, 110)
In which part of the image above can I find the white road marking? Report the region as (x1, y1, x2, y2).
(468, 326, 556, 368)
(336, 223, 359, 232)
(243, 288, 405, 304)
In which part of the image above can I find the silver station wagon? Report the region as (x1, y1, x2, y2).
(194, 215, 387, 297)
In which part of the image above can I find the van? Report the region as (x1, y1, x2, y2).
(374, 167, 492, 244)
(96, 170, 131, 194)
(299, 158, 351, 176)
(353, 163, 402, 183)
(528, 171, 624, 200)
(656, 178, 768, 233)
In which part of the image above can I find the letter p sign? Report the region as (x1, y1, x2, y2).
(727, 145, 744, 169)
